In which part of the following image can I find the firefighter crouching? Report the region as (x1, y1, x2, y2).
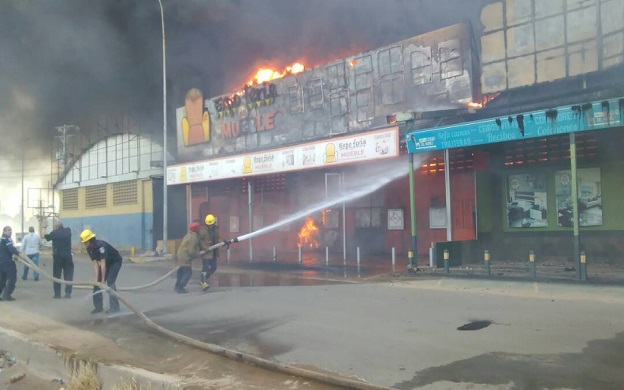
(174, 222, 203, 293)
(198, 214, 219, 291)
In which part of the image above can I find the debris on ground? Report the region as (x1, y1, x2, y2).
(9, 373, 25, 383)
(0, 350, 16, 371)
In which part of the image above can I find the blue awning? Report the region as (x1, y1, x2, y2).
(406, 97, 624, 153)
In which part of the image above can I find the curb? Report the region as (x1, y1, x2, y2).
(0, 326, 186, 390)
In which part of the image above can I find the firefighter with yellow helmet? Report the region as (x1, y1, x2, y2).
(80, 228, 123, 314)
(198, 214, 219, 291)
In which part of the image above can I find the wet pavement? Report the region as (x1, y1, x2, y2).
(3, 251, 624, 389)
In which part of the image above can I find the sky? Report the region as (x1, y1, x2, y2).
(0, 0, 490, 228)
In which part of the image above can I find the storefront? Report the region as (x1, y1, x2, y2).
(406, 96, 624, 267)
(167, 23, 479, 261)
(167, 127, 415, 260)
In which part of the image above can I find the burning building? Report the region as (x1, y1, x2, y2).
(169, 22, 479, 260)
(168, 0, 624, 270)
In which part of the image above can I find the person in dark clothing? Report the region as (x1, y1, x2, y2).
(0, 226, 21, 301)
(80, 229, 123, 313)
(198, 214, 219, 291)
(80, 229, 123, 314)
(44, 219, 74, 299)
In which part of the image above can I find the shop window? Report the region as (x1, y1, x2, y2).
(307, 78, 324, 110)
(288, 85, 304, 113)
(410, 47, 432, 85)
(326, 61, 346, 90)
(355, 207, 383, 228)
(439, 39, 463, 79)
(354, 188, 384, 228)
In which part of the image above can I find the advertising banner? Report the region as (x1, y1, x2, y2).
(167, 127, 399, 185)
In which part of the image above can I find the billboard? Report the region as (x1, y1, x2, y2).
(168, 127, 399, 185)
(175, 23, 477, 162)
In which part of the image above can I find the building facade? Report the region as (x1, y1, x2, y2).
(167, 0, 624, 266)
(168, 23, 480, 261)
(55, 118, 166, 251)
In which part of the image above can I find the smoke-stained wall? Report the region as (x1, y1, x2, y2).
(480, 0, 624, 93)
(175, 23, 478, 162)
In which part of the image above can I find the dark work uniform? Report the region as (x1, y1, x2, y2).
(44, 226, 74, 298)
(198, 225, 219, 277)
(86, 239, 123, 312)
(0, 234, 20, 300)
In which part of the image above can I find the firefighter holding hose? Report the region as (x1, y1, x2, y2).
(174, 222, 203, 293)
(80, 228, 123, 314)
(198, 214, 219, 291)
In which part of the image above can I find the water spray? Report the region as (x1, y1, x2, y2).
(210, 159, 410, 251)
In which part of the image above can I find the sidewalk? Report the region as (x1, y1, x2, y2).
(13, 251, 623, 389)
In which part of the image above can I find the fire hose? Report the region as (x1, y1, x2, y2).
(15, 248, 390, 390)
(69, 238, 238, 291)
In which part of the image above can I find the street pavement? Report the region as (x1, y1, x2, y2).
(2, 251, 624, 389)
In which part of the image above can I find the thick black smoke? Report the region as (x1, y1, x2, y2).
(0, 0, 489, 170)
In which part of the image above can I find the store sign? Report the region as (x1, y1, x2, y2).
(406, 97, 624, 153)
(167, 127, 399, 185)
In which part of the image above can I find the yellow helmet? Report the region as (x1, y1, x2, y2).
(80, 229, 96, 242)
(204, 214, 216, 226)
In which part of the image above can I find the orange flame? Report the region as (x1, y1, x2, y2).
(247, 62, 306, 86)
(297, 217, 319, 249)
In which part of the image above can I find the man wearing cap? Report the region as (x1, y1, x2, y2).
(44, 219, 74, 299)
(80, 229, 123, 314)
(175, 222, 202, 293)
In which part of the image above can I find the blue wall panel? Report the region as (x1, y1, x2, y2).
(60, 213, 153, 251)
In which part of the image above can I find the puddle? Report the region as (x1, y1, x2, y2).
(457, 320, 492, 331)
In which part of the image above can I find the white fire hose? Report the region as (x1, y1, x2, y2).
(15, 252, 390, 390)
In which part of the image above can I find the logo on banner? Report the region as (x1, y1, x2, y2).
(181, 88, 211, 146)
(324, 143, 337, 163)
(242, 156, 252, 174)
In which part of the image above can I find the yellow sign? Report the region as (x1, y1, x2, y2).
(324, 143, 336, 163)
(242, 156, 252, 174)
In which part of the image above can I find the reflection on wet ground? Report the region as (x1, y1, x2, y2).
(208, 264, 371, 288)
(213, 252, 396, 287)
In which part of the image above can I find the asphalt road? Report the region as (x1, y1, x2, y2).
(4, 252, 624, 389)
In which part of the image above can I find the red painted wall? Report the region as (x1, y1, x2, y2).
(189, 163, 475, 263)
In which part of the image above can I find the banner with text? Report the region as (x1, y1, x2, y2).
(406, 97, 623, 153)
(167, 127, 399, 185)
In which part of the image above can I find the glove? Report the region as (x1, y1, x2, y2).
(222, 240, 231, 249)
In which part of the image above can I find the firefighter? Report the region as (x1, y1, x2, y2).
(198, 214, 219, 291)
(175, 222, 202, 293)
(80, 229, 123, 314)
